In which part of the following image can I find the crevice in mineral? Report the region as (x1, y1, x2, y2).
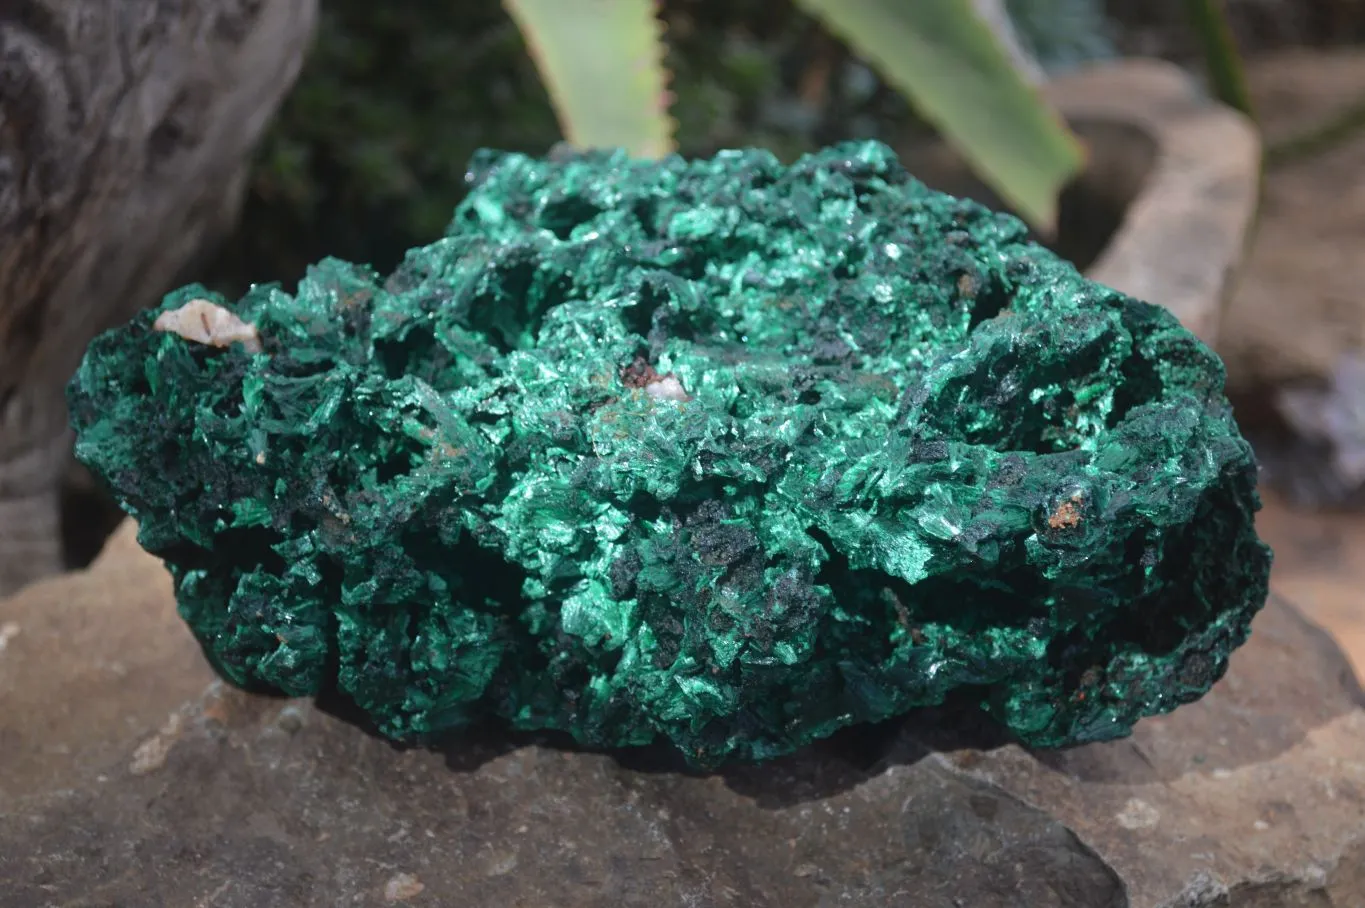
(964, 267, 1012, 330)
(541, 196, 604, 240)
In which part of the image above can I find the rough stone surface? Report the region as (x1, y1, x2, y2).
(1044, 60, 1261, 350)
(1216, 49, 1365, 505)
(1221, 50, 1365, 397)
(69, 141, 1271, 766)
(1, 523, 1361, 907)
(1254, 487, 1365, 684)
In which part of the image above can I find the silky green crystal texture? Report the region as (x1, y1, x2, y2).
(69, 141, 1271, 766)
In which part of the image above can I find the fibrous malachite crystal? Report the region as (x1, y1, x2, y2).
(68, 141, 1272, 766)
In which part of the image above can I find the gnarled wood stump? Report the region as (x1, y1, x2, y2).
(0, 0, 318, 595)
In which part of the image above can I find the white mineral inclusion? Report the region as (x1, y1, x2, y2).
(644, 375, 690, 402)
(1115, 798, 1160, 830)
(153, 298, 263, 354)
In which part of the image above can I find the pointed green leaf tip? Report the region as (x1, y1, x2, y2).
(503, 0, 674, 159)
(793, 0, 1084, 231)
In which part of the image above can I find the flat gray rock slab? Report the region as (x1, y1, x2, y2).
(2, 524, 1362, 907)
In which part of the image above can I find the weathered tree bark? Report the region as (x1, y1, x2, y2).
(0, 0, 318, 595)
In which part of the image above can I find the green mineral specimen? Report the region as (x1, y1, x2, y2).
(68, 141, 1271, 766)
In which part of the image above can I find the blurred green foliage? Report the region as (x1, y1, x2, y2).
(210, 0, 1096, 293)
(214, 3, 556, 287)
(792, 0, 1083, 232)
(1005, 0, 1116, 73)
(213, 1, 821, 289)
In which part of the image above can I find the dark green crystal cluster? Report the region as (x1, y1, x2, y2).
(69, 141, 1271, 766)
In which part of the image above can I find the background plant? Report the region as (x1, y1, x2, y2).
(507, 0, 1084, 232)
(207, 0, 1244, 295)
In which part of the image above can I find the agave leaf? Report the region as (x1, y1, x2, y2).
(1186, 0, 1255, 120)
(793, 0, 1084, 231)
(502, 0, 674, 158)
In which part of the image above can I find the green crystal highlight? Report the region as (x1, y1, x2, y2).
(68, 141, 1272, 766)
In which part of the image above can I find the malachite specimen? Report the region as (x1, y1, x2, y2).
(69, 141, 1272, 767)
